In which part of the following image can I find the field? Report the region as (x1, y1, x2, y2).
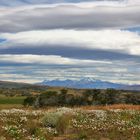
(0, 96, 25, 105)
(0, 96, 26, 109)
(0, 81, 140, 140)
(0, 93, 140, 140)
(0, 107, 140, 140)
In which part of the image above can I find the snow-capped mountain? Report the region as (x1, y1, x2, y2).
(39, 78, 129, 89)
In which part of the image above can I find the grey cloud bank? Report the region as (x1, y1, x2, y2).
(0, 0, 129, 6)
(0, 4, 140, 32)
(0, 0, 140, 84)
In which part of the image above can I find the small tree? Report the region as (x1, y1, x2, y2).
(125, 94, 140, 105)
(38, 91, 59, 107)
(60, 89, 68, 95)
(58, 89, 68, 106)
(105, 89, 118, 105)
(23, 96, 35, 107)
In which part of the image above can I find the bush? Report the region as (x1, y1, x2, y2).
(56, 113, 73, 134)
(94, 89, 119, 105)
(38, 91, 59, 107)
(41, 108, 73, 128)
(125, 94, 140, 105)
(31, 89, 140, 107)
(23, 96, 35, 107)
(41, 111, 63, 128)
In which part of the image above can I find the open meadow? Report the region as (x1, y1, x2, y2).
(0, 106, 140, 140)
(0, 83, 140, 140)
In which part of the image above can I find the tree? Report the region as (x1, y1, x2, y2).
(60, 89, 68, 95)
(83, 89, 101, 105)
(104, 89, 118, 105)
(125, 94, 140, 105)
(38, 91, 59, 107)
(23, 96, 35, 107)
(58, 89, 68, 106)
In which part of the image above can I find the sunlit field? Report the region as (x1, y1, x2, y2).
(0, 92, 140, 140)
(0, 106, 140, 140)
(0, 96, 25, 105)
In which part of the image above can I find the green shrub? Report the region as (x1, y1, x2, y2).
(41, 112, 63, 128)
(77, 131, 88, 140)
(23, 96, 35, 106)
(56, 113, 73, 134)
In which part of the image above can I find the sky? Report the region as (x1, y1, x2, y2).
(0, 0, 140, 84)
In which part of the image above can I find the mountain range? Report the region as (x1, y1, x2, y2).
(39, 78, 140, 91)
(0, 78, 139, 91)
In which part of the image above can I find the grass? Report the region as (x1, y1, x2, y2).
(79, 104, 140, 110)
(0, 107, 140, 140)
(0, 104, 24, 109)
(0, 96, 26, 105)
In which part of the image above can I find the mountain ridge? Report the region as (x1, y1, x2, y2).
(39, 78, 140, 91)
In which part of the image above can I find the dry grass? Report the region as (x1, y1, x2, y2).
(1, 104, 140, 110)
(0, 104, 24, 109)
(0, 107, 140, 140)
(78, 104, 140, 110)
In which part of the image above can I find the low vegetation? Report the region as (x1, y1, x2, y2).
(0, 96, 25, 105)
(23, 89, 140, 107)
(0, 83, 140, 139)
(0, 107, 140, 140)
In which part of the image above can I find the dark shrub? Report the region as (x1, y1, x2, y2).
(23, 96, 35, 107)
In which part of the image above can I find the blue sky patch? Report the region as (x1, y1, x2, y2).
(0, 38, 6, 43)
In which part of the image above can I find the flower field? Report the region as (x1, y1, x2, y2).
(0, 107, 140, 140)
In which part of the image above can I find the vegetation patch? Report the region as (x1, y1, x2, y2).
(0, 108, 140, 140)
(0, 97, 26, 104)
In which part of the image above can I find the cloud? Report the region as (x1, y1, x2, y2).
(0, 73, 40, 83)
(1, 45, 140, 62)
(0, 53, 139, 84)
(127, 0, 140, 5)
(0, 0, 140, 6)
(0, 54, 112, 66)
(0, 0, 140, 84)
(1, 29, 140, 56)
(0, 1, 140, 32)
(0, 59, 140, 84)
(0, 0, 129, 6)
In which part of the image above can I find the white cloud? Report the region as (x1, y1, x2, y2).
(127, 0, 140, 5)
(1, 29, 140, 55)
(0, 73, 40, 83)
(0, 54, 111, 65)
(0, 0, 140, 7)
(1, 63, 140, 84)
(0, 1, 140, 32)
(0, 0, 140, 84)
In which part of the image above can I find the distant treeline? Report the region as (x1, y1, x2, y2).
(23, 89, 140, 107)
(0, 86, 47, 97)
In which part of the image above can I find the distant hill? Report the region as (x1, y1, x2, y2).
(123, 85, 140, 91)
(0, 79, 140, 91)
(39, 78, 140, 91)
(0, 81, 48, 90)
